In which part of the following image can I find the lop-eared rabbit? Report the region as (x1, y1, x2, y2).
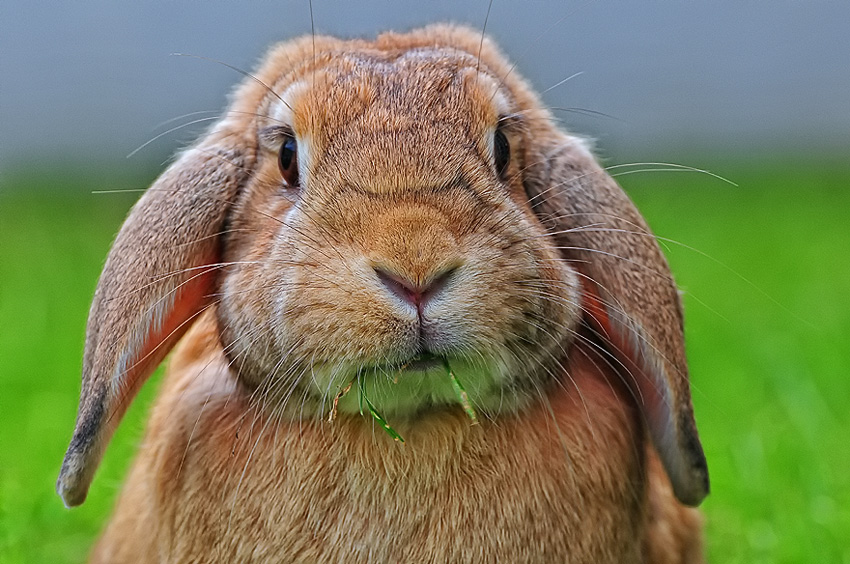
(58, 24, 709, 563)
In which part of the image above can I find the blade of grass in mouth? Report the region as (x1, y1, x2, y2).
(342, 359, 478, 440)
(444, 358, 478, 424)
(358, 373, 405, 443)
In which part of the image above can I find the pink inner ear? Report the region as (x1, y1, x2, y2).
(580, 278, 708, 507)
(580, 281, 667, 443)
(111, 257, 219, 417)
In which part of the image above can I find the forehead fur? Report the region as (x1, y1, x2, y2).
(231, 24, 552, 139)
(285, 48, 505, 139)
(236, 24, 554, 196)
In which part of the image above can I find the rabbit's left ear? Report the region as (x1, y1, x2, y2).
(56, 126, 254, 508)
(524, 136, 709, 507)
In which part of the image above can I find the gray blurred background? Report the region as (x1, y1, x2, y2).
(1, 0, 848, 179)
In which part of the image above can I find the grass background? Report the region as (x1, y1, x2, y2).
(1, 160, 848, 562)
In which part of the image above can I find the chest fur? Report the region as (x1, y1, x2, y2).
(94, 331, 650, 563)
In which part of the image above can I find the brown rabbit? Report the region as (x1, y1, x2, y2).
(57, 24, 709, 563)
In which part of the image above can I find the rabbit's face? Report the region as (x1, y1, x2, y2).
(217, 46, 582, 417)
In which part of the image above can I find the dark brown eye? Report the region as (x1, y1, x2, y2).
(278, 134, 299, 188)
(494, 129, 510, 177)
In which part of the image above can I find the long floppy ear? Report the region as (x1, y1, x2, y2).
(525, 136, 709, 507)
(56, 126, 254, 507)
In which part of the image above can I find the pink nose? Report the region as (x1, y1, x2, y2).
(374, 266, 458, 312)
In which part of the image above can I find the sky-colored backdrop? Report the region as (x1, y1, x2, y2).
(1, 1, 849, 176)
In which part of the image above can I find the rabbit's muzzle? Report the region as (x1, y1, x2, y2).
(218, 182, 582, 420)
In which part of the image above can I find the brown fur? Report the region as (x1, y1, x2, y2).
(92, 312, 702, 563)
(57, 24, 709, 562)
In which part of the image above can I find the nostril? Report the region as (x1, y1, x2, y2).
(374, 268, 422, 308)
(373, 265, 459, 311)
(424, 265, 458, 302)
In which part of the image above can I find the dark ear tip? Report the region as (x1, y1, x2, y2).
(57, 428, 101, 508)
(673, 456, 710, 507)
(56, 464, 90, 508)
(677, 419, 710, 506)
(56, 385, 106, 507)
(675, 477, 709, 508)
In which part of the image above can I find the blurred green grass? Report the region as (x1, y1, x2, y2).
(1, 161, 848, 563)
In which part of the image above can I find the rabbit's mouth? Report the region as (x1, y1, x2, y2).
(310, 350, 511, 422)
(353, 352, 455, 384)
(393, 352, 443, 372)
(317, 352, 485, 437)
(351, 351, 445, 375)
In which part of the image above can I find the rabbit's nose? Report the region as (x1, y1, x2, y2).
(373, 265, 458, 313)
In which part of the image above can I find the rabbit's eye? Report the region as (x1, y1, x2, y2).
(494, 129, 510, 177)
(278, 134, 299, 188)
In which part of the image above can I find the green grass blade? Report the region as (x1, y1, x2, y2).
(358, 375, 405, 443)
(444, 359, 478, 424)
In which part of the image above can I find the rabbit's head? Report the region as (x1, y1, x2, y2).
(58, 25, 708, 509)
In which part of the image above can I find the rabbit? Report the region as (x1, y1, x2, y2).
(57, 24, 709, 563)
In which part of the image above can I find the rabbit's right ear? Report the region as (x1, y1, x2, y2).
(524, 136, 709, 507)
(56, 125, 255, 507)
